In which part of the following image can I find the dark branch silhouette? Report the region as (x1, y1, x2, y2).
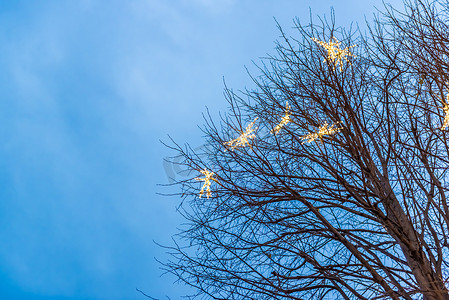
(159, 0, 449, 299)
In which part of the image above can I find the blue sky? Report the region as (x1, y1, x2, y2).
(0, 1, 402, 299)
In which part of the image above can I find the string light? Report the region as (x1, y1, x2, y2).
(271, 102, 291, 135)
(195, 168, 217, 199)
(441, 92, 449, 130)
(224, 118, 258, 151)
(311, 37, 356, 71)
(300, 121, 343, 144)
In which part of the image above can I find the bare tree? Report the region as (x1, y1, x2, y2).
(161, 0, 449, 299)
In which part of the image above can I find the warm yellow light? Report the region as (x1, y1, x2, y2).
(271, 102, 291, 135)
(224, 118, 258, 151)
(195, 168, 216, 199)
(441, 93, 449, 130)
(311, 37, 356, 71)
(300, 121, 343, 144)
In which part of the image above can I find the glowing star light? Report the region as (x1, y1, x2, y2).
(271, 102, 291, 135)
(311, 37, 356, 71)
(195, 169, 217, 199)
(300, 121, 343, 144)
(441, 92, 449, 131)
(224, 118, 258, 151)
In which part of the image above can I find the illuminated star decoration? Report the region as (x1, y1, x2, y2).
(300, 121, 343, 144)
(271, 102, 291, 135)
(195, 168, 217, 199)
(311, 37, 356, 72)
(224, 117, 258, 151)
(441, 91, 449, 130)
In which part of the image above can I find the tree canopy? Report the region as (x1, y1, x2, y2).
(162, 0, 449, 299)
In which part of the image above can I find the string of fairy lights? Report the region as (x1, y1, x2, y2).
(270, 102, 291, 135)
(194, 37, 449, 199)
(311, 37, 356, 72)
(223, 117, 258, 151)
(441, 92, 449, 130)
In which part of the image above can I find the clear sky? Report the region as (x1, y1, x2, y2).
(0, 1, 402, 299)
